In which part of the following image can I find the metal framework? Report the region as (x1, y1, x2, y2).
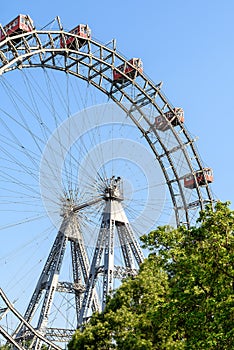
(9, 177, 144, 345)
(79, 177, 144, 322)
(0, 288, 62, 350)
(0, 16, 214, 228)
(14, 201, 92, 341)
(0, 15, 215, 349)
(13, 197, 100, 343)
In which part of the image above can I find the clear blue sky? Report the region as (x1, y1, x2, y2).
(2, 0, 233, 204)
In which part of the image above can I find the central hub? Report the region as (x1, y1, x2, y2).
(104, 176, 123, 201)
(60, 196, 77, 217)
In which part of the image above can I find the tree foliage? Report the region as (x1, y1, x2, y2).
(69, 202, 234, 349)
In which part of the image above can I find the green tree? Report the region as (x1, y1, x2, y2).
(69, 202, 234, 349)
(0, 345, 12, 350)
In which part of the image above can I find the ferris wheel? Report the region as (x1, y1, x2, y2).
(0, 14, 215, 348)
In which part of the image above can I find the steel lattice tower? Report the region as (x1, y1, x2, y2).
(14, 196, 100, 343)
(79, 177, 144, 322)
(14, 177, 144, 343)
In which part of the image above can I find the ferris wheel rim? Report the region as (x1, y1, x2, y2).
(0, 19, 214, 228)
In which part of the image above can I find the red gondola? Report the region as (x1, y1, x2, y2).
(154, 107, 184, 131)
(113, 58, 143, 82)
(0, 14, 34, 42)
(184, 168, 214, 189)
(60, 24, 91, 49)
